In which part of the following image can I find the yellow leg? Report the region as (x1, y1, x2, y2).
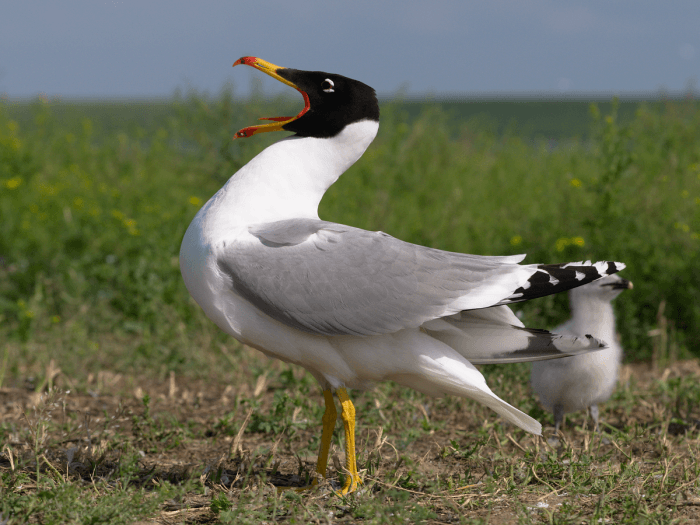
(313, 389, 337, 485)
(337, 387, 362, 495)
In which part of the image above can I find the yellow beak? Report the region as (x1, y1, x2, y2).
(232, 56, 311, 139)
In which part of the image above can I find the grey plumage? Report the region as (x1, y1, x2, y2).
(219, 218, 624, 338)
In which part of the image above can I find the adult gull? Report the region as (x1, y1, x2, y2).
(179, 56, 625, 494)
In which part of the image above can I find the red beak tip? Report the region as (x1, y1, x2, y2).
(233, 56, 257, 67)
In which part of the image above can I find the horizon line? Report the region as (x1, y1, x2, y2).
(1, 89, 698, 104)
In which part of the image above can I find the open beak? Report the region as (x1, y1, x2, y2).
(231, 56, 310, 140)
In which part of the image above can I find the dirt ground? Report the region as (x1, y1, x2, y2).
(2, 359, 700, 524)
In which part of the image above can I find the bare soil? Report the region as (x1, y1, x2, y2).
(2, 359, 700, 524)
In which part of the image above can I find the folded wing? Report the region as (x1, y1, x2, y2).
(219, 219, 624, 337)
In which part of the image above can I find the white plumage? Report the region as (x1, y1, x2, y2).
(531, 274, 633, 431)
(179, 56, 626, 493)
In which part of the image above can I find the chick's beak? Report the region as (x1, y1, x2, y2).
(232, 56, 310, 139)
(606, 278, 633, 290)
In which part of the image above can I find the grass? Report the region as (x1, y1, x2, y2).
(1, 354, 699, 524)
(0, 91, 699, 523)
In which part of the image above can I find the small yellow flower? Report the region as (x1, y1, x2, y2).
(73, 197, 84, 209)
(570, 178, 582, 188)
(4, 177, 22, 189)
(674, 222, 690, 232)
(605, 116, 613, 124)
(123, 218, 139, 236)
(51, 315, 61, 323)
(189, 196, 203, 206)
(681, 190, 689, 198)
(111, 209, 125, 220)
(510, 235, 522, 246)
(24, 310, 34, 319)
(555, 237, 584, 251)
(555, 237, 570, 252)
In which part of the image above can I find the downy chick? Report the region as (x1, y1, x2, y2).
(531, 274, 632, 431)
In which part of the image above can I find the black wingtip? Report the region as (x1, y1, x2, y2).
(501, 260, 625, 305)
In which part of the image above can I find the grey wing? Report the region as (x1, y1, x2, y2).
(218, 219, 529, 336)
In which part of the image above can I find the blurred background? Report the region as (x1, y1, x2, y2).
(2, 1, 699, 97)
(1, 0, 699, 385)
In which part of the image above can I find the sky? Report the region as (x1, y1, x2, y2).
(1, 1, 698, 99)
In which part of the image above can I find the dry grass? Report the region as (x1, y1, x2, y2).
(2, 344, 699, 524)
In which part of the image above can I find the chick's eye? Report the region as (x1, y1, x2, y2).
(322, 78, 335, 93)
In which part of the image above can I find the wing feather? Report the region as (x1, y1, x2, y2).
(220, 219, 533, 335)
(219, 219, 623, 337)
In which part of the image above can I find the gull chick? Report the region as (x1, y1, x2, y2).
(531, 274, 633, 431)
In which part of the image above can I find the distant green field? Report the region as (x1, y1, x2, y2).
(1, 93, 664, 141)
(0, 93, 699, 385)
(392, 97, 650, 139)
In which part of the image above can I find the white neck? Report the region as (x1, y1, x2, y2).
(200, 120, 379, 233)
(570, 296, 616, 345)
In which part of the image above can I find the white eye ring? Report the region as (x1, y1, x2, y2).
(322, 78, 335, 93)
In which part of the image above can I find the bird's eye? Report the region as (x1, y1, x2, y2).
(322, 78, 335, 93)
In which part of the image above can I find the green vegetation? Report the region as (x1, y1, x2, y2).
(1, 93, 698, 366)
(1, 92, 699, 523)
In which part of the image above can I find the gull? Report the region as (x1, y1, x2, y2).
(179, 56, 625, 494)
(531, 274, 633, 432)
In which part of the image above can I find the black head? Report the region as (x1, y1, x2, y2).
(232, 56, 379, 140)
(276, 68, 378, 138)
